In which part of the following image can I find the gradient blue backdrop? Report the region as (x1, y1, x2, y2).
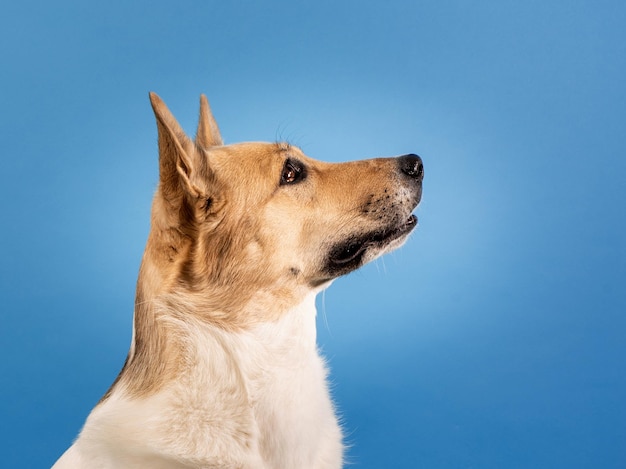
(1, 1, 624, 467)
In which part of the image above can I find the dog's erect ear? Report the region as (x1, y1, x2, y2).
(149, 92, 206, 201)
(195, 94, 223, 148)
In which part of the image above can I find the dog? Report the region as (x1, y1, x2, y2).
(52, 93, 423, 468)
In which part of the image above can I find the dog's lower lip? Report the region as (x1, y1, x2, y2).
(378, 214, 418, 241)
(396, 214, 417, 235)
(330, 214, 417, 266)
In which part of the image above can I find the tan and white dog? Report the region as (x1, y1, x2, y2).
(52, 93, 424, 469)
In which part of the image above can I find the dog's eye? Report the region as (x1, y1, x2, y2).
(280, 158, 306, 185)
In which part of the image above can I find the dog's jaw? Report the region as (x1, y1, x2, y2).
(321, 212, 418, 279)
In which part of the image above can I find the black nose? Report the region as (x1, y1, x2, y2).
(398, 154, 424, 181)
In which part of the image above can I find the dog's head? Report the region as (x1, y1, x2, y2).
(142, 93, 423, 327)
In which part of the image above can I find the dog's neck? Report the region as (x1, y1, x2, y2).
(102, 235, 324, 402)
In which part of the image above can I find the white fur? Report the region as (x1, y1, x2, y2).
(53, 291, 342, 468)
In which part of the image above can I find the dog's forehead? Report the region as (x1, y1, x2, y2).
(211, 141, 304, 159)
(203, 142, 314, 181)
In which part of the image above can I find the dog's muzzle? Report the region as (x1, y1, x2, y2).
(320, 154, 424, 281)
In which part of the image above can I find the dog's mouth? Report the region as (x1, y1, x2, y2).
(325, 214, 417, 274)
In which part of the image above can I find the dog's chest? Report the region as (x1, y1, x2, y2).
(244, 319, 338, 464)
(168, 295, 342, 466)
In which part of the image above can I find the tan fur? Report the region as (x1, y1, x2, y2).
(54, 93, 423, 468)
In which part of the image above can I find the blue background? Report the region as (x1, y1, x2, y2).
(1, 1, 625, 467)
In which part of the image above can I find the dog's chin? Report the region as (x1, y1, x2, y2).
(321, 214, 418, 280)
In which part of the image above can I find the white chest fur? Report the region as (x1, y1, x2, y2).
(53, 293, 343, 468)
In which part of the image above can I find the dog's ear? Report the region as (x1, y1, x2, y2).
(195, 94, 223, 148)
(149, 92, 207, 202)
